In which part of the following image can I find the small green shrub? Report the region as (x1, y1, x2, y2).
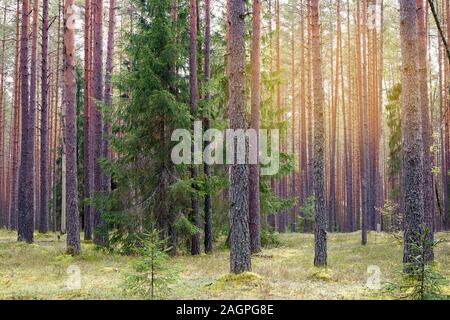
(260, 228, 281, 248)
(386, 229, 449, 300)
(298, 196, 315, 232)
(122, 229, 177, 299)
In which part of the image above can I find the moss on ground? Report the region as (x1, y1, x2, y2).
(0, 229, 449, 300)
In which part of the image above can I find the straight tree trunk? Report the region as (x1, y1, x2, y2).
(300, 0, 308, 209)
(290, 14, 296, 232)
(39, 0, 50, 233)
(204, 0, 213, 254)
(229, 0, 251, 274)
(83, 0, 92, 240)
(92, 0, 107, 245)
(189, 0, 200, 255)
(61, 152, 66, 233)
(64, 0, 81, 255)
(249, 0, 261, 254)
(0, 4, 7, 228)
(52, 0, 62, 232)
(328, 0, 340, 233)
(102, 0, 116, 193)
(9, 0, 21, 230)
(275, 0, 286, 233)
(307, 0, 314, 204)
(18, 0, 34, 243)
(267, 0, 277, 230)
(360, 0, 370, 245)
(345, 0, 354, 232)
(311, 0, 327, 267)
(29, 0, 38, 224)
(399, 0, 425, 267)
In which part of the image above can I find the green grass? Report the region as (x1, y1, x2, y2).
(0, 229, 449, 300)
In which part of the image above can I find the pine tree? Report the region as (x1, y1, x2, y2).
(18, 0, 34, 243)
(92, 0, 107, 246)
(64, 0, 81, 255)
(39, 0, 50, 233)
(229, 0, 252, 273)
(311, 0, 327, 267)
(189, 0, 200, 256)
(83, 0, 93, 240)
(204, 0, 213, 254)
(399, 0, 425, 268)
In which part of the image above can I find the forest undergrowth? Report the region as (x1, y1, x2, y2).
(1, 230, 449, 300)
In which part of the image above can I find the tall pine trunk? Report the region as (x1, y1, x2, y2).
(102, 0, 116, 193)
(204, 0, 213, 254)
(39, 0, 50, 233)
(83, 0, 92, 240)
(189, 0, 200, 255)
(311, 0, 327, 267)
(328, 0, 340, 232)
(0, 5, 7, 228)
(360, 0, 370, 245)
(9, 0, 21, 230)
(92, 0, 107, 245)
(64, 0, 80, 255)
(18, 0, 34, 243)
(29, 0, 38, 226)
(229, 0, 251, 274)
(290, 14, 296, 232)
(399, 0, 425, 267)
(345, 0, 354, 232)
(300, 1, 308, 210)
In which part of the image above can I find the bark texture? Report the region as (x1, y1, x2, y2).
(64, 0, 80, 255)
(92, 0, 107, 246)
(83, 0, 92, 240)
(39, 0, 50, 233)
(204, 0, 213, 254)
(102, 0, 116, 193)
(9, 0, 21, 230)
(229, 0, 251, 274)
(311, 0, 327, 267)
(189, 0, 200, 255)
(399, 0, 425, 266)
(18, 0, 34, 243)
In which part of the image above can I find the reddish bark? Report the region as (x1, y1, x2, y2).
(311, 0, 327, 267)
(189, 0, 200, 255)
(102, 0, 116, 193)
(18, 0, 34, 243)
(92, 0, 108, 245)
(10, 0, 21, 230)
(39, 0, 50, 233)
(204, 0, 213, 254)
(229, 0, 251, 274)
(64, 0, 81, 255)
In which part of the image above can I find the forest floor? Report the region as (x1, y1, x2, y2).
(0, 230, 449, 300)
